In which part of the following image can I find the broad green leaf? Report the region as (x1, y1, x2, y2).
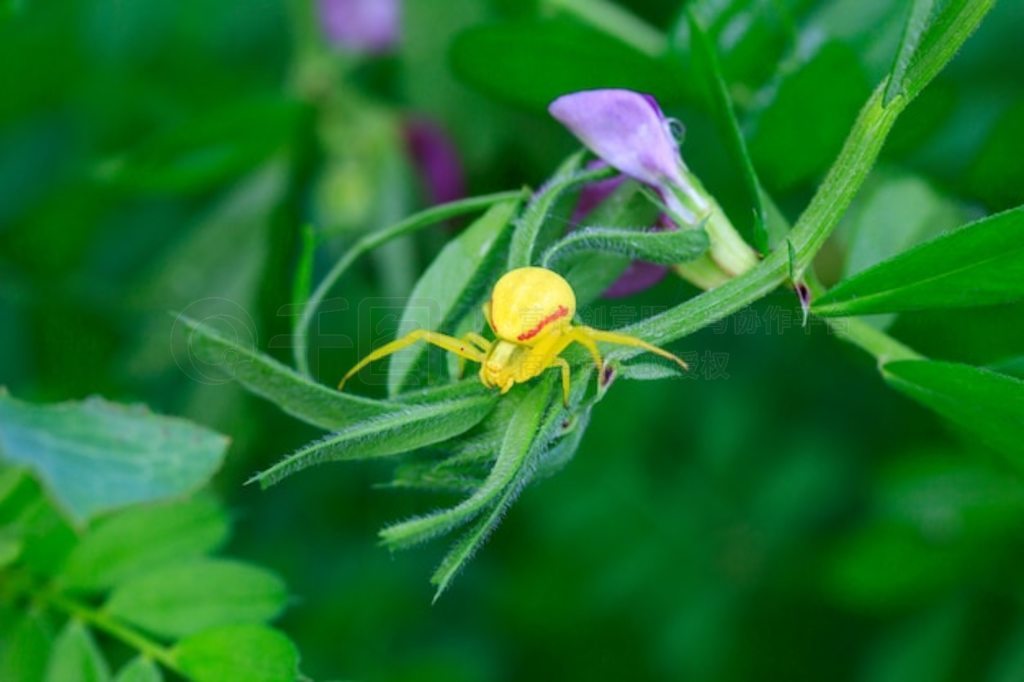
(450, 19, 675, 112)
(61, 497, 229, 592)
(379, 377, 554, 550)
(683, 8, 768, 251)
(897, 0, 996, 104)
(0, 609, 53, 682)
(250, 394, 498, 488)
(0, 392, 228, 525)
(173, 625, 299, 682)
(389, 199, 519, 395)
(541, 225, 709, 271)
(113, 657, 161, 682)
(105, 559, 288, 639)
(95, 97, 302, 193)
(44, 622, 109, 682)
(815, 206, 1024, 316)
(883, 0, 935, 105)
(883, 360, 1024, 464)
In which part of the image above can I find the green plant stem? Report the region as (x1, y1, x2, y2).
(44, 591, 182, 674)
(294, 190, 527, 377)
(624, 83, 906, 347)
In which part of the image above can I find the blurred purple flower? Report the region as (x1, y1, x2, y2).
(318, 0, 400, 54)
(572, 161, 669, 298)
(402, 117, 465, 205)
(549, 89, 685, 189)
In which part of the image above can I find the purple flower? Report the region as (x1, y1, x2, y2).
(549, 89, 685, 190)
(402, 117, 465, 205)
(318, 0, 400, 54)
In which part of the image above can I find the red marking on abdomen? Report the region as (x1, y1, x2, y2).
(517, 305, 568, 341)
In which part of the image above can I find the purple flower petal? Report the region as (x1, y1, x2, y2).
(549, 89, 684, 189)
(318, 0, 400, 54)
(570, 161, 625, 225)
(402, 117, 465, 205)
(603, 261, 669, 298)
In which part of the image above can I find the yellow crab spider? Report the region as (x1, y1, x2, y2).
(338, 266, 688, 404)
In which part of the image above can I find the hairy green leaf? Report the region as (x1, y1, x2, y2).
(508, 154, 614, 269)
(884, 0, 936, 105)
(250, 394, 498, 488)
(883, 360, 1024, 464)
(0, 393, 227, 525)
(173, 625, 299, 682)
(379, 377, 554, 550)
(541, 224, 709, 270)
(105, 558, 288, 639)
(450, 19, 674, 111)
(815, 206, 1024, 316)
(44, 622, 109, 682)
(897, 0, 996, 104)
(61, 497, 229, 592)
(389, 199, 519, 395)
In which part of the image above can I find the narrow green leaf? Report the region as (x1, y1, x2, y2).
(541, 224, 709, 270)
(684, 8, 768, 251)
(180, 315, 399, 430)
(173, 625, 299, 682)
(295, 190, 525, 376)
(44, 622, 110, 682)
(883, 360, 1024, 464)
(379, 377, 553, 550)
(113, 657, 161, 682)
(105, 558, 288, 639)
(250, 394, 497, 488)
(389, 199, 519, 395)
(450, 19, 675, 111)
(815, 206, 1024, 316)
(898, 0, 996, 104)
(61, 497, 229, 592)
(289, 224, 317, 332)
(883, 0, 936, 105)
(0, 393, 228, 525)
(508, 155, 615, 269)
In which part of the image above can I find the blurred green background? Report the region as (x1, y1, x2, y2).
(3, 0, 1024, 680)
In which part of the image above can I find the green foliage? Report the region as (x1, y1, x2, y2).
(173, 625, 299, 682)
(449, 18, 675, 111)
(883, 360, 1024, 465)
(816, 206, 1024, 316)
(0, 393, 228, 524)
(105, 558, 288, 639)
(45, 621, 110, 682)
(541, 224, 710, 270)
(389, 199, 519, 395)
(114, 657, 162, 682)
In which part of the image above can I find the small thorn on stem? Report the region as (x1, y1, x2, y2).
(600, 364, 615, 388)
(796, 281, 811, 327)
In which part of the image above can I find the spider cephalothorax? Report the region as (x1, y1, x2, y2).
(339, 266, 687, 403)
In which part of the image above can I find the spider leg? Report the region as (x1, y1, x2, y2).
(549, 356, 571, 406)
(562, 327, 604, 373)
(339, 329, 486, 390)
(455, 332, 493, 378)
(577, 326, 688, 370)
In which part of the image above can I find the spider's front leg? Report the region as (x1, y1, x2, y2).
(339, 329, 487, 390)
(572, 326, 688, 371)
